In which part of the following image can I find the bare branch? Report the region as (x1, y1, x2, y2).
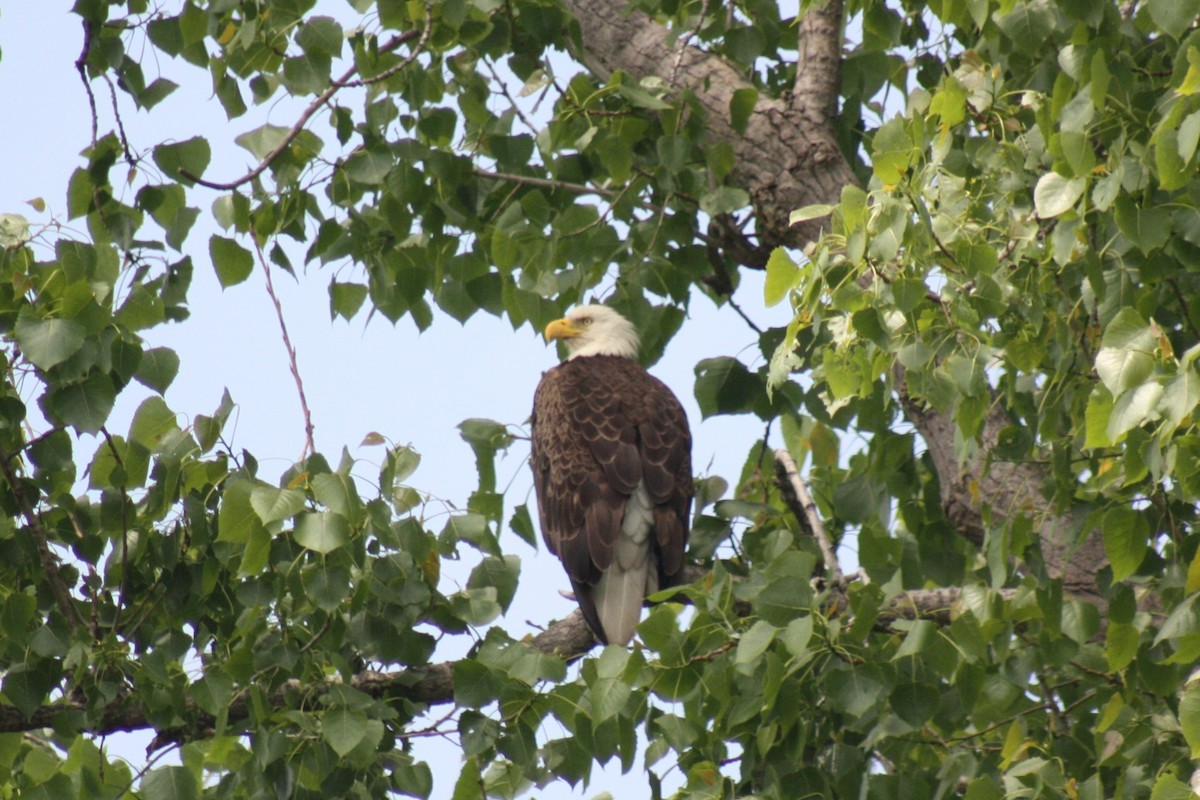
(473, 169, 622, 199)
(792, 0, 845, 127)
(773, 448, 844, 586)
(75, 19, 99, 145)
(250, 232, 316, 461)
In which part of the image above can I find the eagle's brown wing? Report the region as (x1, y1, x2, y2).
(531, 355, 692, 644)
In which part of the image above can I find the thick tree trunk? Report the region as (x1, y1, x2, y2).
(562, 0, 856, 250)
(563, 0, 1109, 607)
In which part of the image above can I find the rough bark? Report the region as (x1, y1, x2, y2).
(561, 0, 856, 250)
(897, 374, 1108, 608)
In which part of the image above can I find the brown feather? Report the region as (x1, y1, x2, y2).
(531, 355, 692, 645)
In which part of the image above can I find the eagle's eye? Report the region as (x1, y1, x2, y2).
(578, 317, 592, 326)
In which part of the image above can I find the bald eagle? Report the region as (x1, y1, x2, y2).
(530, 305, 693, 646)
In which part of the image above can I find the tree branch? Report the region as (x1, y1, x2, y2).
(792, 0, 845, 128)
(894, 366, 1108, 608)
(773, 448, 844, 586)
(561, 0, 857, 252)
(182, 23, 430, 191)
(250, 232, 316, 461)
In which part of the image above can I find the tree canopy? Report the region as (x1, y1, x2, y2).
(3, 0, 1200, 797)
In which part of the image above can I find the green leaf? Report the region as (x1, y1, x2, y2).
(1180, 683, 1200, 758)
(311, 472, 362, 524)
(1161, 369, 1200, 431)
(2, 664, 57, 718)
(730, 87, 757, 135)
(509, 504, 537, 548)
(699, 187, 750, 216)
(0, 213, 31, 247)
(14, 315, 86, 371)
(129, 396, 179, 449)
(141, 766, 199, 800)
(1115, 195, 1171, 254)
(217, 477, 266, 545)
(1084, 386, 1114, 449)
(450, 588, 501, 625)
(302, 564, 350, 612)
(467, 555, 520, 612)
(322, 708, 368, 757)
(1107, 381, 1163, 441)
(788, 204, 834, 225)
(735, 620, 777, 672)
(134, 347, 180, 394)
(1105, 621, 1139, 672)
(1094, 309, 1156, 395)
(764, 248, 799, 307)
(588, 646, 632, 723)
(209, 235, 254, 288)
(1033, 172, 1085, 218)
(45, 373, 116, 434)
(1149, 774, 1197, 800)
(656, 135, 690, 174)
(824, 664, 887, 718)
(890, 683, 940, 727)
(250, 485, 306, 524)
(153, 137, 211, 182)
(140, 77, 179, 110)
(298, 16, 343, 58)
(234, 124, 291, 161)
(1102, 507, 1148, 582)
(451, 758, 485, 800)
(871, 118, 915, 186)
(1147, 0, 1200, 39)
(294, 511, 350, 554)
(694, 357, 764, 419)
(330, 280, 369, 320)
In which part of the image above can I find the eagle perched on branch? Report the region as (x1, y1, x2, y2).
(531, 305, 693, 646)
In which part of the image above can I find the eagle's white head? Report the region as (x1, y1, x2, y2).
(544, 305, 640, 360)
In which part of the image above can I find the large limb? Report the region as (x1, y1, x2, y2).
(561, 0, 856, 250)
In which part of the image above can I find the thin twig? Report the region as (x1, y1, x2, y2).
(101, 74, 137, 168)
(75, 19, 99, 145)
(250, 232, 316, 460)
(0, 446, 84, 632)
(773, 448, 844, 587)
(474, 168, 620, 198)
(727, 296, 763, 335)
(183, 20, 431, 191)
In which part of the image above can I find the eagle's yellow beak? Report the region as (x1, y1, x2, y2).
(544, 318, 581, 342)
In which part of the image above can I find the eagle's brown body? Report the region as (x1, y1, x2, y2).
(531, 353, 692, 645)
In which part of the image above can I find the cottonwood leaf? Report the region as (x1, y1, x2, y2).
(14, 315, 86, 371)
(1102, 507, 1148, 582)
(322, 708, 368, 757)
(250, 485, 306, 524)
(141, 766, 199, 800)
(1107, 381, 1163, 441)
(1095, 309, 1156, 395)
(1033, 172, 1085, 218)
(294, 511, 350, 554)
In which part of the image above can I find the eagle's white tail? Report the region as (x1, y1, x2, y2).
(594, 483, 657, 646)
